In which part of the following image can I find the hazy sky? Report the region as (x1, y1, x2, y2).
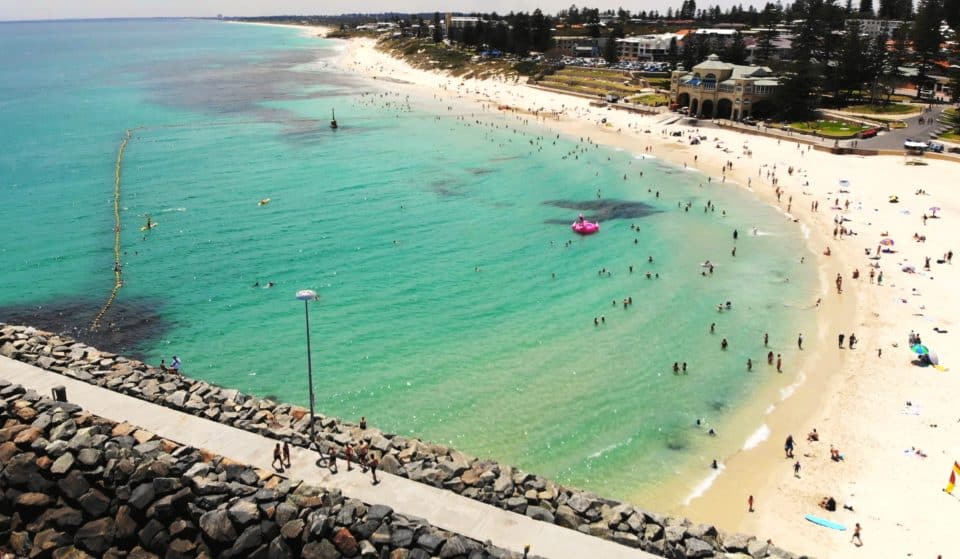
(0, 1, 758, 22)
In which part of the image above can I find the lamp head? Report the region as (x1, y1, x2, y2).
(296, 289, 318, 301)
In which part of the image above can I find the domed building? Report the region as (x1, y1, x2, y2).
(670, 54, 780, 121)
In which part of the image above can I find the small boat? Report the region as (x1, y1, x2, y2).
(258, 198, 271, 206)
(571, 215, 599, 235)
(330, 109, 338, 130)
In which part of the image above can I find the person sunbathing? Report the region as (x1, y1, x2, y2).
(807, 428, 819, 442)
(819, 496, 836, 511)
(830, 445, 844, 461)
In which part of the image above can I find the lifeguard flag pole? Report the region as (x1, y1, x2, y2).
(945, 462, 960, 494)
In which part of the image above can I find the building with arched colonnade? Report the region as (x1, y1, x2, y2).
(670, 54, 780, 121)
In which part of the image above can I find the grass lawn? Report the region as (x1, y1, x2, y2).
(844, 103, 919, 115)
(538, 71, 649, 98)
(788, 120, 869, 138)
(646, 78, 672, 89)
(560, 67, 630, 80)
(628, 93, 670, 106)
(941, 132, 960, 142)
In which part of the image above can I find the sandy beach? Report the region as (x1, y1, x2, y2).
(315, 34, 960, 558)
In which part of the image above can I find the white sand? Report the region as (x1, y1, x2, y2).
(331, 37, 959, 558)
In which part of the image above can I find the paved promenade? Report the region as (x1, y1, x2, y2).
(0, 355, 655, 559)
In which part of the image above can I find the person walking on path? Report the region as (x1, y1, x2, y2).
(784, 435, 795, 458)
(327, 445, 338, 474)
(272, 443, 284, 472)
(370, 454, 380, 485)
(851, 523, 862, 546)
(748, 495, 754, 512)
(282, 442, 291, 468)
(797, 333, 803, 350)
(358, 442, 369, 472)
(793, 461, 801, 478)
(838, 333, 845, 348)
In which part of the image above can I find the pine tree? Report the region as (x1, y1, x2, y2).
(775, 58, 819, 119)
(725, 31, 748, 64)
(944, 0, 960, 28)
(865, 32, 890, 102)
(885, 23, 910, 102)
(531, 9, 553, 52)
(839, 21, 867, 102)
(681, 38, 698, 69)
(604, 35, 619, 63)
(432, 12, 443, 42)
(912, 0, 944, 98)
(510, 12, 532, 56)
(667, 37, 680, 68)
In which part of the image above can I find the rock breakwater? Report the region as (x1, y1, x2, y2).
(0, 381, 529, 558)
(0, 323, 806, 558)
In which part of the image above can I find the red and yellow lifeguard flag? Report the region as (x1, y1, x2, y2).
(946, 462, 960, 494)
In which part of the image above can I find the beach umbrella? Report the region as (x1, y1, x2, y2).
(927, 350, 939, 366)
(839, 179, 850, 188)
(929, 206, 940, 215)
(912, 344, 929, 355)
(880, 238, 895, 246)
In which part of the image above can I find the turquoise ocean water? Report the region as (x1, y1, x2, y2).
(0, 19, 816, 501)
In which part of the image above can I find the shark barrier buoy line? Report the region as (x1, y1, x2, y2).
(90, 127, 138, 332)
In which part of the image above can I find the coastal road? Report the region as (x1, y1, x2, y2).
(853, 105, 949, 150)
(0, 356, 658, 559)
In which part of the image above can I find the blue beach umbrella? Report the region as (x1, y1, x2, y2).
(911, 344, 929, 355)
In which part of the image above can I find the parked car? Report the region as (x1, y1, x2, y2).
(741, 117, 757, 126)
(928, 142, 944, 153)
(860, 128, 879, 139)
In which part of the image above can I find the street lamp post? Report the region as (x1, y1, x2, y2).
(295, 289, 319, 451)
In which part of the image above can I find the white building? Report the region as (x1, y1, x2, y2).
(445, 15, 481, 31)
(845, 19, 904, 39)
(616, 33, 683, 61)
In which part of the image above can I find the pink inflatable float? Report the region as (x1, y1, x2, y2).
(571, 214, 600, 235)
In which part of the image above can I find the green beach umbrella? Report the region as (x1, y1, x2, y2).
(911, 344, 929, 355)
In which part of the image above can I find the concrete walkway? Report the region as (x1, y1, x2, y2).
(0, 356, 656, 559)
